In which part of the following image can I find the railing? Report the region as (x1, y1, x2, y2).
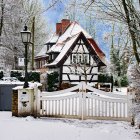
(35, 82, 132, 121)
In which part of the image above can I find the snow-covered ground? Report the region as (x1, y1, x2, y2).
(113, 87, 128, 95)
(0, 112, 139, 140)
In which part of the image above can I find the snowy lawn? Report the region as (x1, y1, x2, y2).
(0, 112, 139, 140)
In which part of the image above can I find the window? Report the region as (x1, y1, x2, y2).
(79, 55, 82, 63)
(84, 55, 88, 64)
(49, 55, 51, 61)
(39, 61, 41, 68)
(37, 61, 40, 69)
(72, 53, 89, 64)
(73, 55, 76, 63)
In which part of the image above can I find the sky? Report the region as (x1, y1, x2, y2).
(42, 0, 111, 59)
(42, 0, 64, 24)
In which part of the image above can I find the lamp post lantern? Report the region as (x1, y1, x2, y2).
(21, 25, 31, 88)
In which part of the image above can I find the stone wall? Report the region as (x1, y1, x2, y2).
(12, 89, 18, 116)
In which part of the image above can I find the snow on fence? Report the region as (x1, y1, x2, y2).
(36, 82, 132, 121)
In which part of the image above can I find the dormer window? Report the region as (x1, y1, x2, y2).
(48, 53, 59, 63)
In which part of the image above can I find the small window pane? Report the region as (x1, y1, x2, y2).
(73, 55, 76, 63)
(85, 55, 88, 63)
(79, 55, 82, 63)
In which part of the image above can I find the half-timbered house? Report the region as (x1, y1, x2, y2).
(35, 19, 107, 86)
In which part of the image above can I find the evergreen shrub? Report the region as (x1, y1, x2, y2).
(10, 71, 40, 82)
(28, 72, 40, 82)
(120, 75, 128, 87)
(0, 71, 3, 79)
(98, 74, 113, 83)
(47, 72, 59, 91)
(10, 71, 22, 80)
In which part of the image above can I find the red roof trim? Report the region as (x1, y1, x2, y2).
(88, 38, 105, 57)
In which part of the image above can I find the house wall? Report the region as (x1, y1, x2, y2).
(18, 88, 34, 116)
(35, 57, 48, 73)
(62, 40, 99, 84)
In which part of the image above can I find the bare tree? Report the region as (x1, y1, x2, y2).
(62, 0, 96, 38)
(84, 0, 140, 64)
(0, 0, 4, 38)
(0, 0, 52, 70)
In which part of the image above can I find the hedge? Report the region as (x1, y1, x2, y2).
(10, 71, 40, 82)
(0, 71, 3, 79)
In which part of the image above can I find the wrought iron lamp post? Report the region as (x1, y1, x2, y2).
(20, 25, 31, 88)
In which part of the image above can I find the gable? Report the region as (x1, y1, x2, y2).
(72, 39, 89, 53)
(47, 32, 105, 67)
(45, 33, 81, 67)
(35, 45, 48, 58)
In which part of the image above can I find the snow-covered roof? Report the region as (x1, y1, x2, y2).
(35, 45, 48, 58)
(45, 33, 80, 67)
(36, 20, 106, 66)
(47, 22, 92, 54)
(47, 43, 64, 53)
(45, 33, 59, 44)
(57, 22, 92, 43)
(36, 33, 59, 58)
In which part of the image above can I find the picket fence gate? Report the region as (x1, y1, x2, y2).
(35, 82, 132, 121)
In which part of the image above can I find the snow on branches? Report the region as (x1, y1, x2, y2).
(127, 64, 140, 128)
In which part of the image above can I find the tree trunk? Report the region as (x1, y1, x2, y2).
(0, 0, 4, 37)
(122, 0, 140, 64)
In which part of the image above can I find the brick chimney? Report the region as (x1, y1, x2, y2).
(61, 19, 70, 34)
(56, 23, 62, 35)
(56, 19, 70, 35)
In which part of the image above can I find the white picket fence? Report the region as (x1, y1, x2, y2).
(35, 82, 132, 121)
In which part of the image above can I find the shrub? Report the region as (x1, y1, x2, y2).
(47, 72, 59, 91)
(10, 71, 40, 82)
(98, 74, 113, 91)
(120, 75, 128, 87)
(28, 72, 40, 82)
(10, 71, 22, 79)
(0, 71, 3, 79)
(98, 74, 113, 83)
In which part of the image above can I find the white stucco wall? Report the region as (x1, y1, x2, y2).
(18, 88, 34, 116)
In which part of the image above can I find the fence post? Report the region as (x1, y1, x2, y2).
(35, 87, 41, 118)
(127, 90, 133, 122)
(79, 82, 86, 120)
(82, 82, 87, 120)
(33, 85, 37, 117)
(79, 82, 82, 119)
(82, 92, 86, 120)
(33, 84, 40, 117)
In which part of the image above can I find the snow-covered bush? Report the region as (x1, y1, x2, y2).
(10, 71, 40, 82)
(10, 71, 22, 79)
